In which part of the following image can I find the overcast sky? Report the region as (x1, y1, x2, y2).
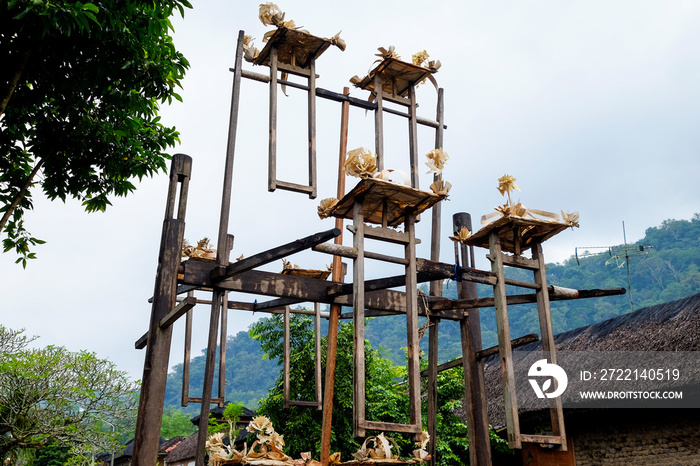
(2, 1, 699, 381)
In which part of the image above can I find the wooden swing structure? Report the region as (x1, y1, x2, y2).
(131, 28, 624, 466)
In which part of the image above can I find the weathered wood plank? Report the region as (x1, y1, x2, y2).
(347, 224, 416, 245)
(520, 434, 564, 445)
(404, 216, 422, 440)
(308, 58, 317, 199)
(273, 180, 315, 195)
(352, 199, 366, 437)
(357, 420, 422, 435)
(492, 252, 541, 270)
(268, 46, 278, 192)
(211, 228, 340, 281)
(313, 242, 409, 265)
(428, 286, 625, 311)
(158, 295, 197, 329)
(374, 73, 384, 170)
(288, 400, 322, 407)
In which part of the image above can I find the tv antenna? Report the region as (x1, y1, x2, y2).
(574, 221, 653, 310)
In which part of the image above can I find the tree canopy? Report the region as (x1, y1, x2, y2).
(0, 326, 138, 462)
(0, 0, 191, 266)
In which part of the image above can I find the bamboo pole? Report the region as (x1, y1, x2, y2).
(320, 87, 350, 465)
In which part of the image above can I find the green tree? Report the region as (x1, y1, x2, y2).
(160, 408, 196, 440)
(0, 0, 191, 266)
(250, 314, 411, 461)
(0, 326, 138, 462)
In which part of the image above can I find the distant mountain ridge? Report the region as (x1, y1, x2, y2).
(163, 214, 700, 411)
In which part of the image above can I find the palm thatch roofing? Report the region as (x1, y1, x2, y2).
(481, 293, 700, 427)
(253, 27, 337, 69)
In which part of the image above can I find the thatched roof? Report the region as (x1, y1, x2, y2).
(165, 432, 199, 464)
(482, 293, 700, 426)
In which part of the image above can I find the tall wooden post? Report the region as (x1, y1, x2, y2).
(454, 213, 492, 465)
(132, 153, 192, 466)
(193, 30, 246, 466)
(426, 87, 445, 466)
(320, 87, 350, 465)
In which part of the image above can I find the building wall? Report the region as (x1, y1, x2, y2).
(569, 409, 700, 465)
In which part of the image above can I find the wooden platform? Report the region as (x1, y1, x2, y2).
(254, 27, 335, 69)
(352, 57, 437, 97)
(465, 216, 570, 255)
(327, 178, 444, 228)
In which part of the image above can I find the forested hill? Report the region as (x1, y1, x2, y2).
(163, 214, 700, 411)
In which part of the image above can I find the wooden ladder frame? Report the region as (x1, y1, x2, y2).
(489, 232, 567, 450)
(351, 200, 422, 438)
(267, 46, 318, 198)
(283, 304, 323, 409)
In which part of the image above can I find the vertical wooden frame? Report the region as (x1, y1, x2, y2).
(404, 215, 422, 436)
(489, 231, 522, 449)
(283, 303, 323, 409)
(455, 213, 492, 466)
(133, 153, 191, 466)
(352, 198, 366, 437)
(266, 47, 317, 198)
(314, 302, 323, 409)
(268, 47, 278, 193)
(532, 242, 567, 450)
(284, 306, 291, 408)
(307, 59, 318, 199)
(407, 85, 419, 189)
(373, 73, 384, 171)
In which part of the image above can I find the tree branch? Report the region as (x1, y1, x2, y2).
(0, 47, 31, 119)
(0, 157, 44, 234)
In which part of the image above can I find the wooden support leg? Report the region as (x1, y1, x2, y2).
(352, 198, 366, 438)
(181, 292, 194, 407)
(454, 213, 492, 465)
(405, 215, 422, 441)
(320, 88, 350, 465)
(427, 318, 439, 465)
(532, 242, 567, 450)
(489, 231, 521, 449)
(132, 154, 192, 466)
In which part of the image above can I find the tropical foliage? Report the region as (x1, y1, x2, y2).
(0, 326, 137, 463)
(0, 0, 191, 266)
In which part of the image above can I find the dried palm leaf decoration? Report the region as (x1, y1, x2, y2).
(481, 175, 579, 228)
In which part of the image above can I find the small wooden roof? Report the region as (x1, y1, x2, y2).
(352, 57, 437, 97)
(254, 27, 335, 69)
(465, 216, 570, 255)
(328, 178, 444, 227)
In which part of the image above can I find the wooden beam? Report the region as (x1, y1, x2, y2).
(158, 295, 197, 329)
(428, 286, 626, 311)
(476, 333, 539, 360)
(347, 224, 417, 245)
(358, 420, 422, 435)
(520, 434, 564, 445)
(210, 228, 340, 281)
(313, 242, 409, 265)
